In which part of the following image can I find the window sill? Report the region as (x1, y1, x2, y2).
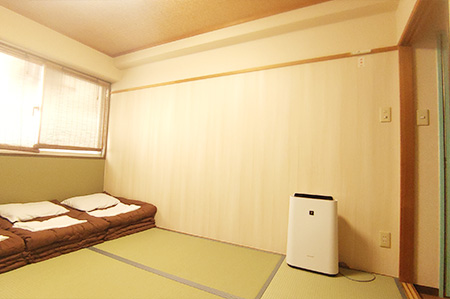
(0, 148, 105, 159)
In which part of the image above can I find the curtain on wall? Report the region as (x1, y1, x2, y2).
(105, 51, 400, 277)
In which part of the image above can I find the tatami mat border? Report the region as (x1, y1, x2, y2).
(155, 227, 286, 299)
(89, 247, 244, 299)
(255, 255, 284, 299)
(159, 227, 284, 255)
(88, 229, 285, 299)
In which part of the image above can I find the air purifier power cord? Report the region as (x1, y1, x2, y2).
(339, 270, 376, 282)
(338, 263, 376, 282)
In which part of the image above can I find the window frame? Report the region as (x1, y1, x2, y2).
(0, 42, 111, 159)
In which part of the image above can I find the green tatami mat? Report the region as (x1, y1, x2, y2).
(94, 228, 283, 299)
(0, 249, 221, 299)
(262, 259, 405, 299)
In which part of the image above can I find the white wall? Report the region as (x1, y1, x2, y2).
(413, 43, 440, 288)
(396, 0, 418, 42)
(112, 1, 398, 91)
(105, 2, 402, 277)
(411, 0, 447, 288)
(105, 51, 400, 277)
(2, 0, 440, 286)
(0, 6, 121, 82)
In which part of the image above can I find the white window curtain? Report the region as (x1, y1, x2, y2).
(0, 43, 110, 155)
(0, 52, 43, 151)
(37, 67, 108, 151)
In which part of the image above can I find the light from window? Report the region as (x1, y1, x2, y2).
(0, 52, 43, 150)
(38, 67, 108, 151)
(0, 44, 110, 156)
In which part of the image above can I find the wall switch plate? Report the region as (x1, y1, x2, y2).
(380, 107, 391, 123)
(380, 232, 391, 248)
(417, 109, 429, 126)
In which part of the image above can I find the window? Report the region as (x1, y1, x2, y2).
(0, 44, 110, 157)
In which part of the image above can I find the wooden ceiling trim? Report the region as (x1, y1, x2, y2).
(112, 45, 398, 94)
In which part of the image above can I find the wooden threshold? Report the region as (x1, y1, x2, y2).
(397, 0, 436, 285)
(402, 282, 422, 299)
(398, 46, 415, 283)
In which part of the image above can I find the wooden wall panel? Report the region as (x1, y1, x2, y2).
(104, 51, 400, 276)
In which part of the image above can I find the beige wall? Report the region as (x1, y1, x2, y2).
(112, 1, 398, 91)
(0, 0, 440, 286)
(396, 0, 418, 42)
(105, 2, 403, 278)
(413, 45, 440, 288)
(114, 0, 399, 71)
(0, 6, 121, 83)
(105, 50, 401, 277)
(106, 0, 448, 285)
(410, 0, 448, 288)
(0, 155, 105, 203)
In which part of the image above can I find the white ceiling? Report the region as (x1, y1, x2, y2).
(0, 0, 330, 57)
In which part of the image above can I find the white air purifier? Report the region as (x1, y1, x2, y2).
(286, 193, 338, 275)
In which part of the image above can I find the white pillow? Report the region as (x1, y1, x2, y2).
(0, 201, 69, 223)
(61, 193, 120, 212)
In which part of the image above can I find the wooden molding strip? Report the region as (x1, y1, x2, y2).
(0, 144, 39, 153)
(402, 282, 422, 299)
(112, 45, 398, 94)
(398, 0, 432, 46)
(398, 46, 415, 283)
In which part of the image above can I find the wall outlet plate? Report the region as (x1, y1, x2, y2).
(358, 57, 365, 68)
(380, 231, 391, 248)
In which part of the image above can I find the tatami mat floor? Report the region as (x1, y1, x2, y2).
(0, 228, 406, 299)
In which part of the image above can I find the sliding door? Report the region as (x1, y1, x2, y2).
(438, 31, 450, 298)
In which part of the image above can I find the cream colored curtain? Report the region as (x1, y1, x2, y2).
(105, 51, 400, 276)
(37, 67, 108, 151)
(0, 51, 43, 151)
(0, 43, 110, 154)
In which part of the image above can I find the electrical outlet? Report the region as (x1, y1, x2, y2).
(380, 232, 391, 248)
(380, 107, 391, 123)
(417, 109, 429, 126)
(358, 57, 365, 68)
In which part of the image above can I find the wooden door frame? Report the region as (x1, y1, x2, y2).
(437, 31, 450, 298)
(397, 0, 431, 284)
